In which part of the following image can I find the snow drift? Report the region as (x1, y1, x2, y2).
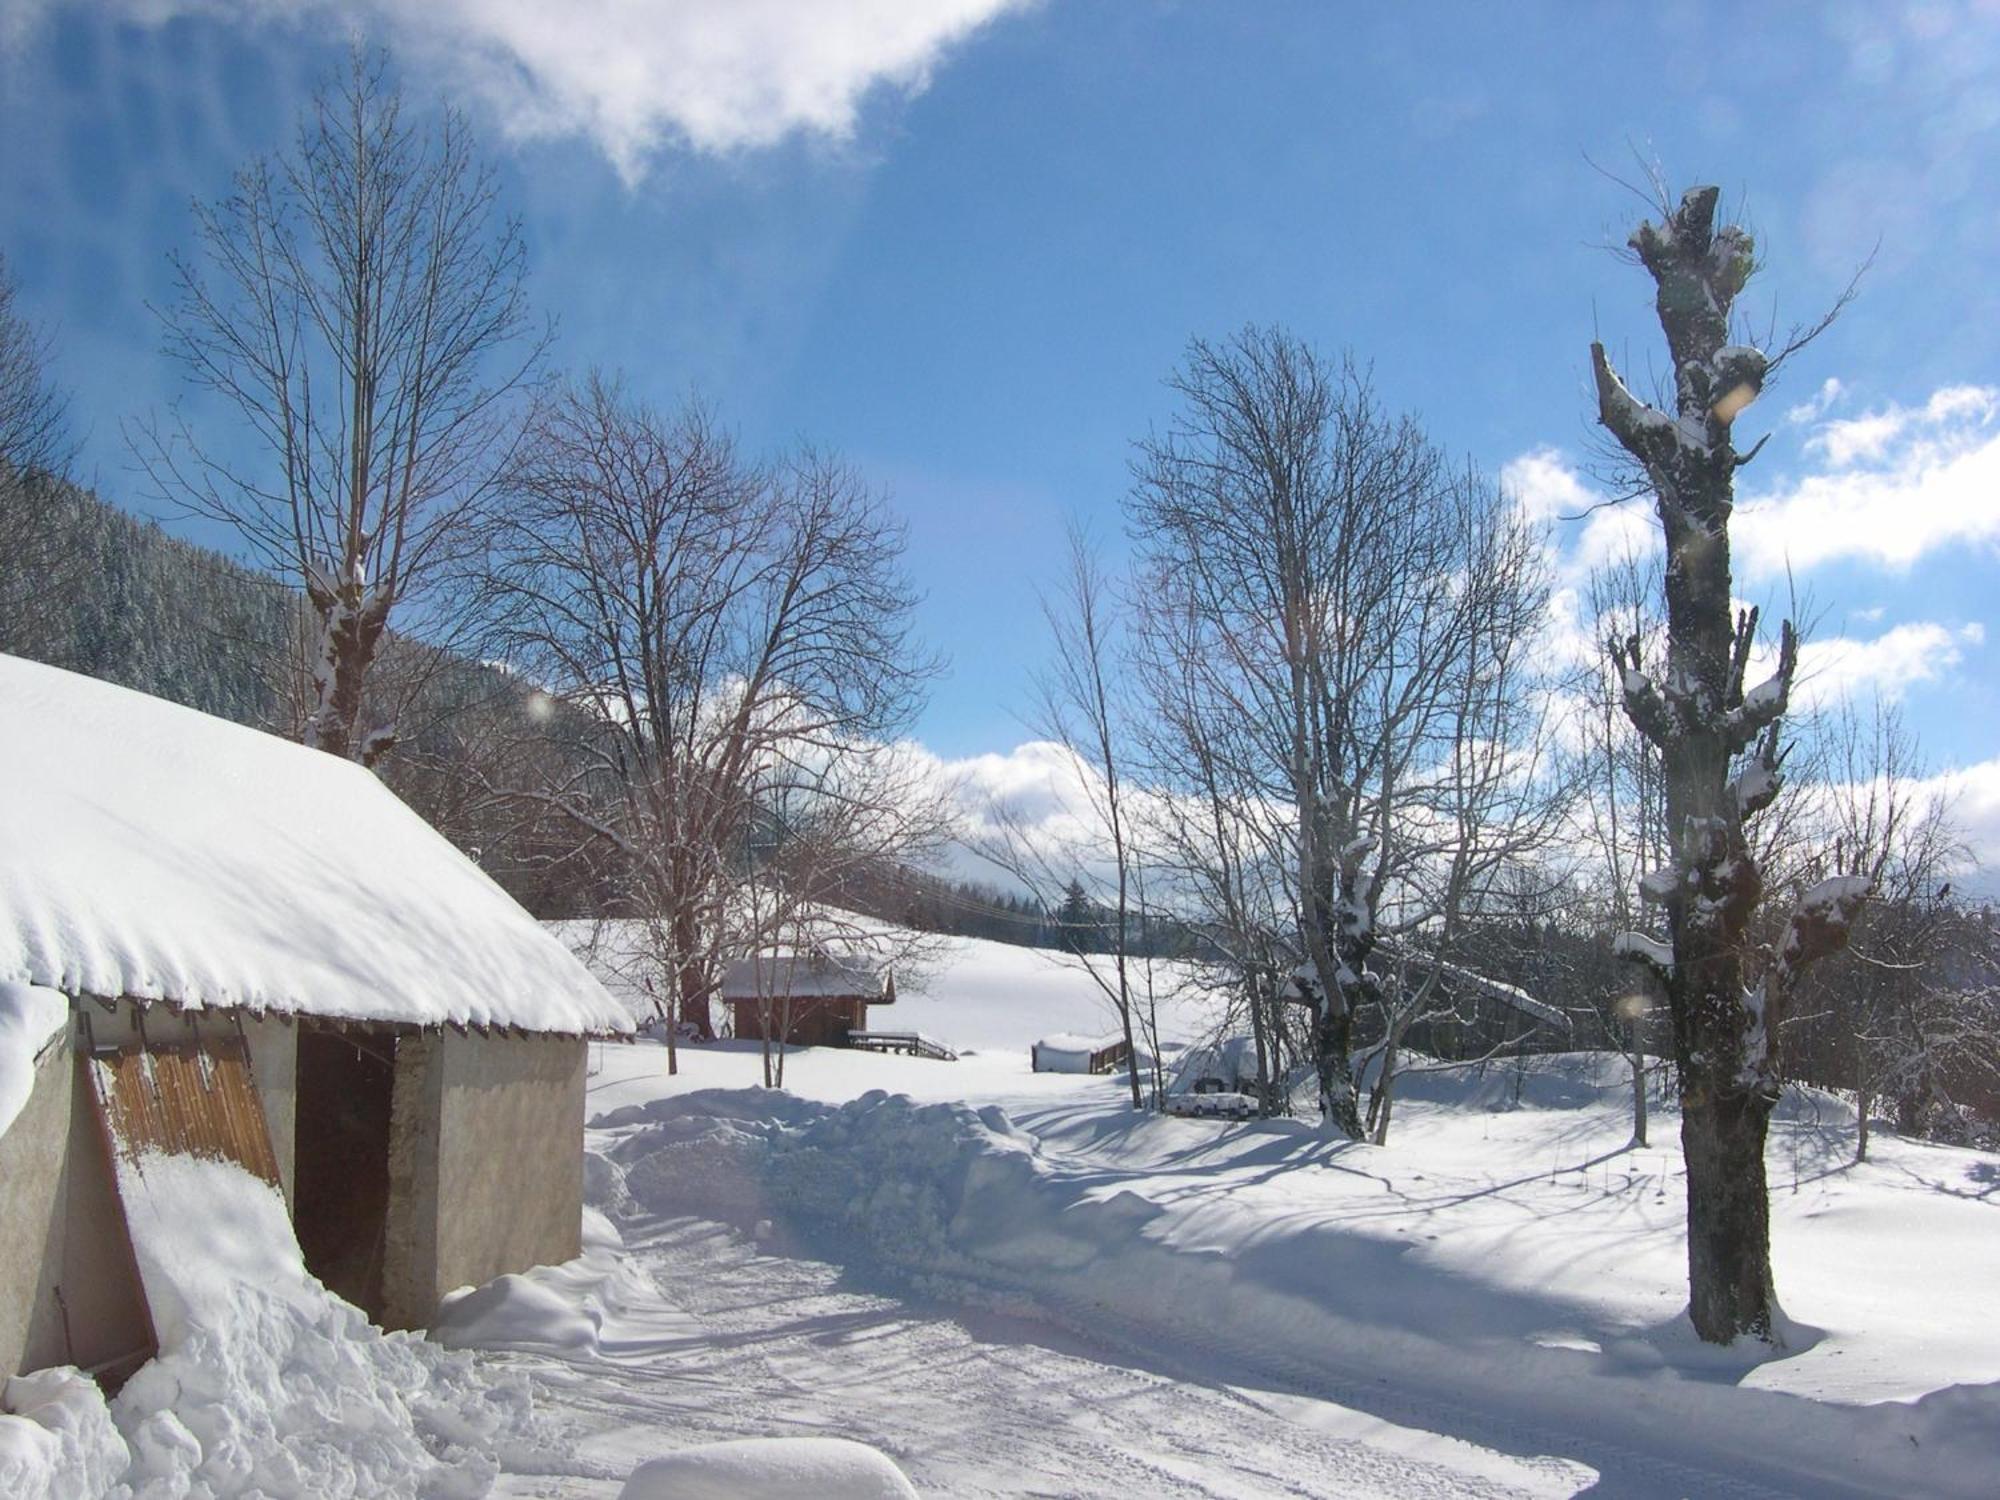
(0, 1154, 540, 1499)
(617, 1437, 920, 1499)
(591, 1082, 2000, 1500)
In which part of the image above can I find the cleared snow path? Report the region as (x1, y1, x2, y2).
(519, 1079, 1996, 1499)
(489, 1215, 1591, 1499)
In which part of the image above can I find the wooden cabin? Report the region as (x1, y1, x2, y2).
(720, 952, 894, 1047)
(0, 656, 632, 1385)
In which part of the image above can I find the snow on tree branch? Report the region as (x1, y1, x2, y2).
(1772, 875, 1873, 989)
(1613, 929, 1674, 983)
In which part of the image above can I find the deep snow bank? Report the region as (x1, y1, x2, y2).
(0, 1155, 539, 1499)
(433, 1207, 698, 1363)
(592, 1086, 2000, 1500)
(618, 1437, 919, 1499)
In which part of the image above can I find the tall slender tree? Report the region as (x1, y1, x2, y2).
(1592, 185, 1866, 1344)
(143, 47, 542, 764)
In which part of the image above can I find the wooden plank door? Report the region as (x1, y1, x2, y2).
(88, 1035, 283, 1187)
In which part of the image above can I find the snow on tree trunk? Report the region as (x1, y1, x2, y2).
(301, 564, 395, 765)
(1591, 187, 1864, 1345)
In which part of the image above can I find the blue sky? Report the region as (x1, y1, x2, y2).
(3, 1, 1998, 855)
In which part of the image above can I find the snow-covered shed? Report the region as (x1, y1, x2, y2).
(1030, 1032, 1132, 1075)
(720, 951, 894, 1047)
(0, 655, 631, 1382)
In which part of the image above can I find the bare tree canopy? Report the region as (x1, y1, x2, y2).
(1128, 327, 1558, 1138)
(483, 373, 948, 1042)
(1793, 703, 1993, 1163)
(0, 254, 82, 659)
(981, 521, 1152, 1107)
(0, 255, 71, 482)
(1592, 185, 1862, 1347)
(141, 46, 543, 765)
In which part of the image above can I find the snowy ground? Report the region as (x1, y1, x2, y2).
(468, 934, 2000, 1498)
(10, 933, 1995, 1496)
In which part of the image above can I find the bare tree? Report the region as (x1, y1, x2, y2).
(0, 253, 84, 660)
(1803, 703, 1984, 1160)
(981, 522, 1150, 1106)
(485, 374, 944, 1043)
(1591, 185, 1863, 1344)
(1134, 591, 1298, 1114)
(0, 255, 70, 481)
(141, 47, 542, 764)
(1357, 489, 1569, 1145)
(1128, 329, 1556, 1138)
(1572, 546, 1670, 1146)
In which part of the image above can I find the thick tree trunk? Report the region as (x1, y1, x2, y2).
(1593, 187, 1819, 1344)
(1316, 1003, 1362, 1138)
(1680, 1075, 1777, 1342)
(675, 906, 715, 1041)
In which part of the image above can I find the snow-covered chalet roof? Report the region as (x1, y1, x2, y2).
(718, 952, 891, 1003)
(0, 655, 630, 1038)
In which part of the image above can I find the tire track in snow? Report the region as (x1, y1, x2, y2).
(495, 1215, 1572, 1499)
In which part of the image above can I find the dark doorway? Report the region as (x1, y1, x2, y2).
(292, 1025, 396, 1317)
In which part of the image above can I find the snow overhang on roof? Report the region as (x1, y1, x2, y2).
(718, 952, 890, 1003)
(0, 655, 631, 1038)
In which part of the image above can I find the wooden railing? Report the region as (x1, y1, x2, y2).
(845, 1030, 958, 1061)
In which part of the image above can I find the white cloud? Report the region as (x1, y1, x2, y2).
(14, 0, 1035, 181)
(1514, 384, 2000, 583)
(1788, 620, 1985, 714)
(1501, 446, 1591, 526)
(1501, 447, 1657, 587)
(1802, 384, 1996, 468)
(1735, 384, 2000, 575)
(1888, 756, 2000, 890)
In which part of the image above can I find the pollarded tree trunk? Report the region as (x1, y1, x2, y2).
(1681, 1081, 1778, 1336)
(1593, 187, 1865, 1344)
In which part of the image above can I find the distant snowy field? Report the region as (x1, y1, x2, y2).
(581, 931, 1217, 1110)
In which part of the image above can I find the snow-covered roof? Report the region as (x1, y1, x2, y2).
(0, 655, 630, 1038)
(1033, 1032, 1121, 1055)
(718, 952, 890, 1003)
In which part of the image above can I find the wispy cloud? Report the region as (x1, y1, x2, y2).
(1784, 375, 1845, 426)
(8, 0, 1036, 182)
(1735, 384, 2000, 573)
(1789, 621, 1986, 714)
